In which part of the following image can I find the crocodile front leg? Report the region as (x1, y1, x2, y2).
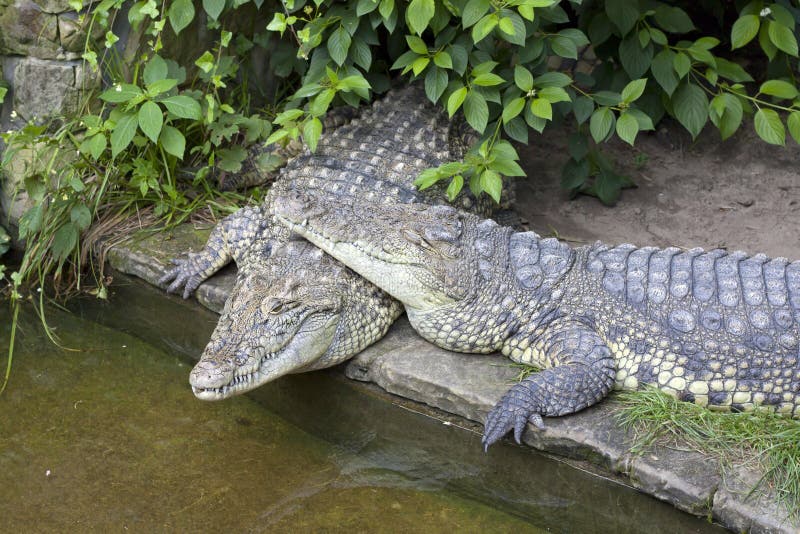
(483, 319, 616, 450)
(159, 205, 269, 299)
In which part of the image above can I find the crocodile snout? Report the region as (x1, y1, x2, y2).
(189, 359, 234, 390)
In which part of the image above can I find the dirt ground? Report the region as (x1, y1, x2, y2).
(515, 120, 800, 260)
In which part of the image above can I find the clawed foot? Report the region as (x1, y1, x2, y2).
(158, 257, 204, 299)
(482, 390, 545, 451)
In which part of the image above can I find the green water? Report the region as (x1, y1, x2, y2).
(0, 277, 729, 532)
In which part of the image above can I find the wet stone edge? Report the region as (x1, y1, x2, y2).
(104, 228, 796, 534)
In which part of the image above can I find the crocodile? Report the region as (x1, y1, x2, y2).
(159, 85, 499, 400)
(272, 190, 800, 449)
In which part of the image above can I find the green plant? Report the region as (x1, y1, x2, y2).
(618, 387, 800, 517)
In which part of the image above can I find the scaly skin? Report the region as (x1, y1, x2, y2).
(160, 85, 499, 399)
(273, 191, 800, 449)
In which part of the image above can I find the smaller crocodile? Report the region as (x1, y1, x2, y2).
(160, 85, 498, 399)
(272, 189, 800, 449)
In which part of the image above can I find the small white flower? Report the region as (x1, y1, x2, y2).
(760, 7, 771, 16)
(10, 110, 17, 118)
(45, 470, 51, 477)
(115, 84, 122, 92)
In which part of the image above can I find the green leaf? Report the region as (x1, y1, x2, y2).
(567, 132, 588, 160)
(754, 108, 785, 145)
(768, 20, 798, 57)
(379, 0, 394, 19)
(52, 223, 79, 262)
(446, 175, 464, 202)
(473, 73, 505, 86)
(502, 97, 525, 124)
(70, 204, 92, 231)
(328, 26, 352, 66)
(161, 95, 201, 119)
(759, 23, 778, 60)
(626, 108, 655, 131)
(498, 12, 526, 46)
(195, 51, 215, 73)
(731, 15, 760, 49)
(310, 89, 335, 116)
(138, 101, 163, 143)
(714, 58, 754, 83)
(480, 169, 502, 203)
(447, 86, 468, 117)
(351, 38, 372, 70)
(530, 98, 552, 120)
(787, 111, 800, 144)
(143, 55, 168, 86)
(81, 133, 107, 160)
(159, 125, 186, 159)
(462, 0, 490, 27)
(411, 56, 430, 76)
(615, 112, 639, 145)
(513, 65, 533, 92)
(472, 14, 498, 43)
(357, 0, 379, 15)
(621, 78, 647, 103)
(605, 0, 639, 35)
(538, 86, 570, 103)
(759, 80, 799, 100)
(147, 78, 178, 96)
(425, 68, 448, 102)
(672, 83, 707, 139)
(169, 0, 195, 34)
(202, 0, 224, 20)
(406, 35, 428, 54)
(561, 157, 589, 190)
(533, 71, 571, 88)
(110, 113, 138, 158)
(673, 52, 691, 79)
(433, 51, 452, 69)
(572, 96, 594, 125)
(303, 117, 323, 152)
(498, 17, 514, 35)
(551, 35, 578, 59)
(590, 107, 614, 143)
(718, 94, 742, 140)
(653, 5, 694, 33)
(651, 49, 679, 96)
(407, 0, 435, 35)
(463, 90, 489, 132)
(99, 84, 143, 103)
(619, 35, 653, 79)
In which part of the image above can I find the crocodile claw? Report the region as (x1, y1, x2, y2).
(482, 389, 544, 451)
(158, 257, 203, 299)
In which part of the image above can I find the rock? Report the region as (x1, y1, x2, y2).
(0, 1, 60, 59)
(101, 223, 800, 533)
(712, 467, 797, 534)
(0, 141, 66, 227)
(12, 57, 99, 121)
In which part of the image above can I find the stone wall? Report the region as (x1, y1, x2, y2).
(0, 0, 98, 129)
(0, 0, 282, 233)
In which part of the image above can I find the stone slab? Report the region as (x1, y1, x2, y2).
(104, 226, 798, 533)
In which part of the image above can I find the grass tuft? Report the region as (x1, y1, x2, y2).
(616, 387, 800, 517)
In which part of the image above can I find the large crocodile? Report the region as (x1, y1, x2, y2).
(159, 85, 497, 399)
(272, 190, 800, 449)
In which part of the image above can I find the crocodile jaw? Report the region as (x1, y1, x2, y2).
(277, 215, 455, 311)
(190, 314, 340, 400)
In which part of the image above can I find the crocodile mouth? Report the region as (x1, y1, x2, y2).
(191, 348, 281, 400)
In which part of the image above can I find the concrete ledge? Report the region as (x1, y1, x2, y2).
(105, 226, 797, 534)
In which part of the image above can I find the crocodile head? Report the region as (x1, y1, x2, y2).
(190, 248, 346, 400)
(272, 189, 476, 314)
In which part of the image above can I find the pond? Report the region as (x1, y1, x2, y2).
(0, 275, 728, 532)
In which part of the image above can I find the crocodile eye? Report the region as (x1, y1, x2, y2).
(263, 298, 297, 315)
